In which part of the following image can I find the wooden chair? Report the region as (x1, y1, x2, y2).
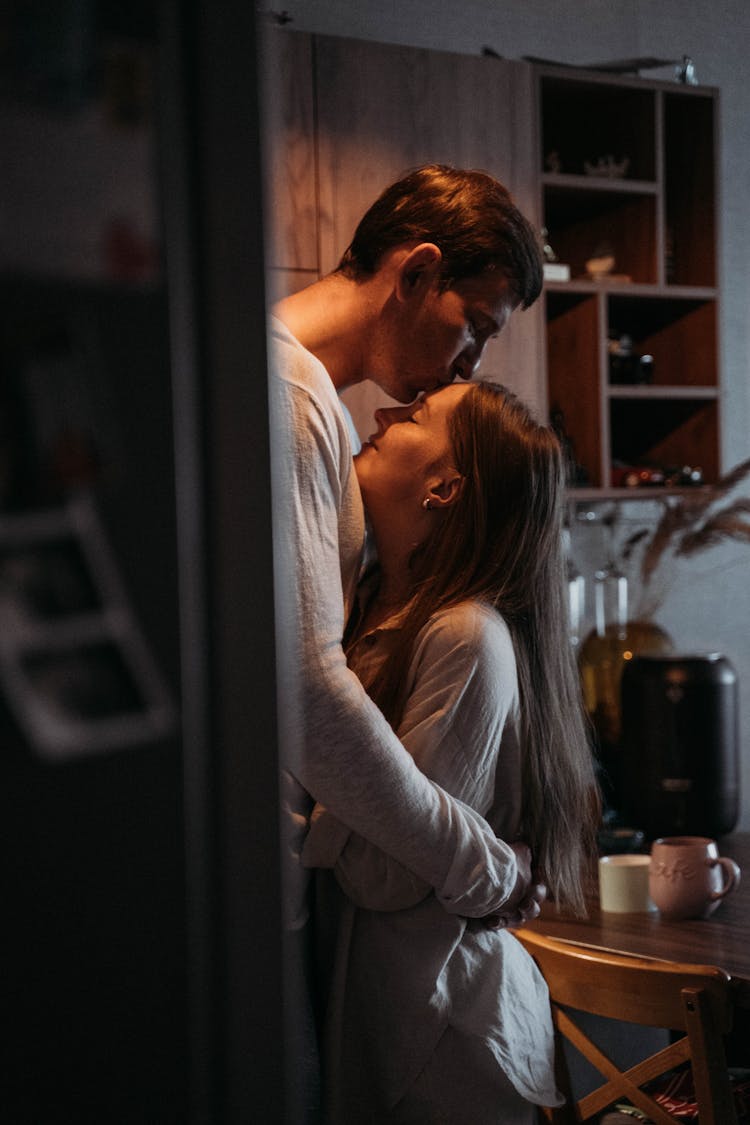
(515, 929, 738, 1125)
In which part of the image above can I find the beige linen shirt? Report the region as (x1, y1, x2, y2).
(302, 600, 561, 1116)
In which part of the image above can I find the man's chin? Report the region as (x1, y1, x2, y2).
(382, 373, 443, 402)
(400, 379, 442, 402)
(390, 386, 422, 404)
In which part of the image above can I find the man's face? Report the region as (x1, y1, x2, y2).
(382, 269, 517, 404)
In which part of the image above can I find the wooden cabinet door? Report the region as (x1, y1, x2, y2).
(313, 36, 545, 436)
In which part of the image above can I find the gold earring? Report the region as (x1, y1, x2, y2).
(422, 497, 431, 510)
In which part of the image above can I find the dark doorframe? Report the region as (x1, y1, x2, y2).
(158, 3, 285, 1120)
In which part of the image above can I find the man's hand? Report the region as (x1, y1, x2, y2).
(467, 841, 547, 931)
(482, 881, 547, 930)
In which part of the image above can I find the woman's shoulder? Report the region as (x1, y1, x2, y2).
(410, 600, 520, 723)
(428, 598, 510, 636)
(420, 600, 516, 665)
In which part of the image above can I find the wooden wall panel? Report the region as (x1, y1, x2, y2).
(314, 35, 544, 436)
(262, 29, 318, 272)
(315, 36, 530, 271)
(266, 267, 319, 304)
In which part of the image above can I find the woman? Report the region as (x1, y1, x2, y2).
(302, 380, 598, 1123)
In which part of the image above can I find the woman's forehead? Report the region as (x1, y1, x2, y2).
(422, 382, 472, 411)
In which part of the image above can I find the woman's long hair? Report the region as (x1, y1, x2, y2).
(357, 381, 598, 914)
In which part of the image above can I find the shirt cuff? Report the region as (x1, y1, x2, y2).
(436, 838, 519, 917)
(301, 804, 352, 869)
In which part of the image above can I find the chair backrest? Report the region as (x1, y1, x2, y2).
(514, 929, 738, 1125)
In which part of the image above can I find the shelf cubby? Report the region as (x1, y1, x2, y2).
(607, 295, 718, 388)
(540, 77, 657, 181)
(664, 91, 717, 287)
(544, 182, 658, 283)
(609, 397, 719, 484)
(546, 291, 602, 487)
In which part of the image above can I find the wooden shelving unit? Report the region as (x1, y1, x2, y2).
(536, 65, 720, 494)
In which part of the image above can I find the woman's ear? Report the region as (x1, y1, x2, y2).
(425, 472, 464, 510)
(395, 243, 442, 302)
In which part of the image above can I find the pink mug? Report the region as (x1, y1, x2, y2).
(649, 836, 741, 920)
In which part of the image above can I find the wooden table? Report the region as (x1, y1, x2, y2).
(521, 833, 750, 1011)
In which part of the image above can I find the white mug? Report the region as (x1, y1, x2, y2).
(599, 854, 656, 913)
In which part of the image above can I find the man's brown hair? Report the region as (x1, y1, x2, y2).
(337, 163, 543, 309)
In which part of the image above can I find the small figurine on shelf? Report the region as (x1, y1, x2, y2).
(585, 242, 631, 284)
(608, 333, 655, 384)
(541, 227, 570, 282)
(611, 464, 666, 488)
(665, 465, 704, 487)
(583, 154, 631, 179)
(610, 463, 705, 489)
(675, 55, 699, 85)
(545, 150, 562, 173)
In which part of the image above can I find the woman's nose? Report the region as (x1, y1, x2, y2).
(374, 404, 410, 430)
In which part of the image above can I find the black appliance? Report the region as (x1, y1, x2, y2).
(620, 652, 739, 840)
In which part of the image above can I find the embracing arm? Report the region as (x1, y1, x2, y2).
(269, 337, 532, 918)
(302, 801, 431, 909)
(270, 341, 526, 917)
(301, 604, 525, 911)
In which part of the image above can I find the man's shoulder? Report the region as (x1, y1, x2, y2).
(269, 315, 345, 421)
(268, 316, 356, 491)
(270, 316, 327, 388)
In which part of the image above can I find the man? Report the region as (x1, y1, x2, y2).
(270, 165, 545, 933)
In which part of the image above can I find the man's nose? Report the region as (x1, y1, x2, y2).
(452, 342, 484, 382)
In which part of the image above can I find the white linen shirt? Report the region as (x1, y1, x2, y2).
(268, 318, 526, 927)
(302, 600, 561, 1116)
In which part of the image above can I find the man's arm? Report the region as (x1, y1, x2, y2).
(302, 604, 541, 923)
(270, 339, 529, 917)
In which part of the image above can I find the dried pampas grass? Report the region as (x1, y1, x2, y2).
(618, 456, 750, 615)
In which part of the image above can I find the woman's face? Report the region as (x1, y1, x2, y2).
(354, 382, 470, 523)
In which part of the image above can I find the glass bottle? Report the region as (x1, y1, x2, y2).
(578, 512, 672, 815)
(563, 527, 585, 652)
